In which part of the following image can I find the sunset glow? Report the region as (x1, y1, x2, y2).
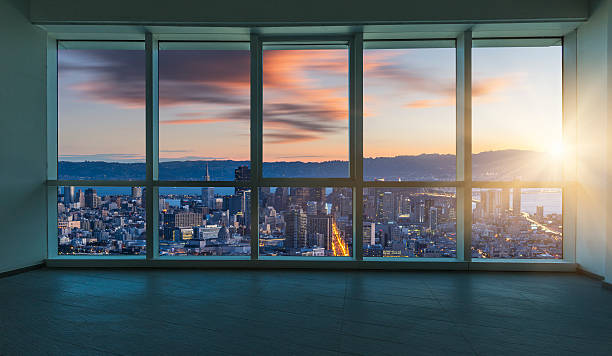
(58, 44, 562, 164)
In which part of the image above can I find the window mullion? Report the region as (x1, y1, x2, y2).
(145, 33, 159, 260)
(351, 33, 364, 261)
(250, 34, 263, 260)
(456, 30, 472, 262)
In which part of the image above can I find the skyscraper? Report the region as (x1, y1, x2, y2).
(513, 188, 522, 216)
(283, 208, 307, 250)
(234, 165, 250, 196)
(307, 215, 333, 248)
(363, 222, 376, 246)
(63, 186, 74, 204)
(84, 188, 98, 209)
(201, 163, 214, 208)
(309, 187, 326, 212)
(290, 187, 309, 209)
(131, 186, 142, 199)
(274, 187, 289, 211)
(501, 188, 510, 212)
(536, 205, 544, 219)
(428, 207, 438, 230)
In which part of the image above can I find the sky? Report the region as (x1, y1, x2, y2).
(58, 45, 562, 163)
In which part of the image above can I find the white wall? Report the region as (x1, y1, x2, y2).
(576, 0, 608, 277)
(575, 0, 612, 283)
(0, 0, 47, 273)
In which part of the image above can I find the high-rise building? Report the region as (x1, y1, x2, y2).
(536, 205, 544, 219)
(201, 163, 214, 208)
(163, 212, 203, 228)
(63, 186, 74, 204)
(234, 165, 250, 196)
(309, 187, 326, 212)
(307, 215, 332, 248)
(131, 186, 142, 199)
(274, 187, 289, 211)
(84, 188, 98, 209)
(76, 189, 85, 207)
(480, 190, 501, 217)
(290, 187, 309, 209)
(501, 188, 510, 212)
(415, 199, 425, 223)
(428, 207, 438, 230)
(376, 191, 394, 222)
(424, 199, 434, 223)
(363, 222, 376, 246)
(283, 209, 307, 250)
(513, 188, 522, 215)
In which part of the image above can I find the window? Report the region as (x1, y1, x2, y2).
(159, 43, 250, 180)
(58, 42, 145, 180)
(58, 186, 146, 255)
(472, 40, 563, 182)
(363, 187, 456, 258)
(471, 39, 563, 259)
(259, 187, 352, 257)
(262, 45, 349, 177)
(363, 41, 456, 181)
(472, 188, 562, 259)
(159, 187, 251, 256)
(50, 35, 569, 264)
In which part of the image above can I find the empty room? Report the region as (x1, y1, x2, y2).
(1, 0, 612, 354)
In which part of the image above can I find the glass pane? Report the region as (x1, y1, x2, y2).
(472, 45, 563, 181)
(58, 186, 146, 255)
(262, 47, 349, 177)
(159, 47, 250, 180)
(259, 187, 352, 256)
(472, 188, 562, 259)
(58, 46, 145, 180)
(363, 187, 457, 257)
(159, 187, 251, 256)
(364, 46, 456, 181)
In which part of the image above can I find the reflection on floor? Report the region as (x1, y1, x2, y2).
(1, 269, 611, 355)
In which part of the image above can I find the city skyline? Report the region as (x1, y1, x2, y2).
(58, 45, 563, 163)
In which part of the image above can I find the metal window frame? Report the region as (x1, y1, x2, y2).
(45, 30, 577, 270)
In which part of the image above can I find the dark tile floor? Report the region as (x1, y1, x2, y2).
(0, 268, 611, 355)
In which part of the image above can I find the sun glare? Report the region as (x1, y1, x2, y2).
(548, 142, 565, 161)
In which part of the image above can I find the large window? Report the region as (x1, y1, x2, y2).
(259, 187, 352, 257)
(472, 188, 562, 259)
(470, 40, 563, 259)
(472, 41, 563, 182)
(58, 42, 145, 180)
(262, 45, 349, 178)
(363, 41, 456, 181)
(159, 43, 251, 180)
(50, 35, 568, 263)
(159, 187, 251, 256)
(57, 186, 146, 255)
(363, 187, 457, 258)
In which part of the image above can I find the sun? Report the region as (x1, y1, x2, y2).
(548, 142, 565, 161)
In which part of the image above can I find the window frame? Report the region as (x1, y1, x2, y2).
(45, 30, 577, 268)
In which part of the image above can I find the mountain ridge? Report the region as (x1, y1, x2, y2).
(58, 149, 561, 181)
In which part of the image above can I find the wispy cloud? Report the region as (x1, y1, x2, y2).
(59, 153, 144, 162)
(160, 118, 230, 125)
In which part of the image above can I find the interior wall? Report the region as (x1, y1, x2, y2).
(0, 0, 47, 273)
(576, 0, 612, 281)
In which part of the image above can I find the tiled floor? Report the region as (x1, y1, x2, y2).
(0, 269, 611, 355)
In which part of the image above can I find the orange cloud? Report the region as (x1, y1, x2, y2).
(473, 76, 516, 98)
(405, 97, 456, 109)
(160, 118, 229, 125)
